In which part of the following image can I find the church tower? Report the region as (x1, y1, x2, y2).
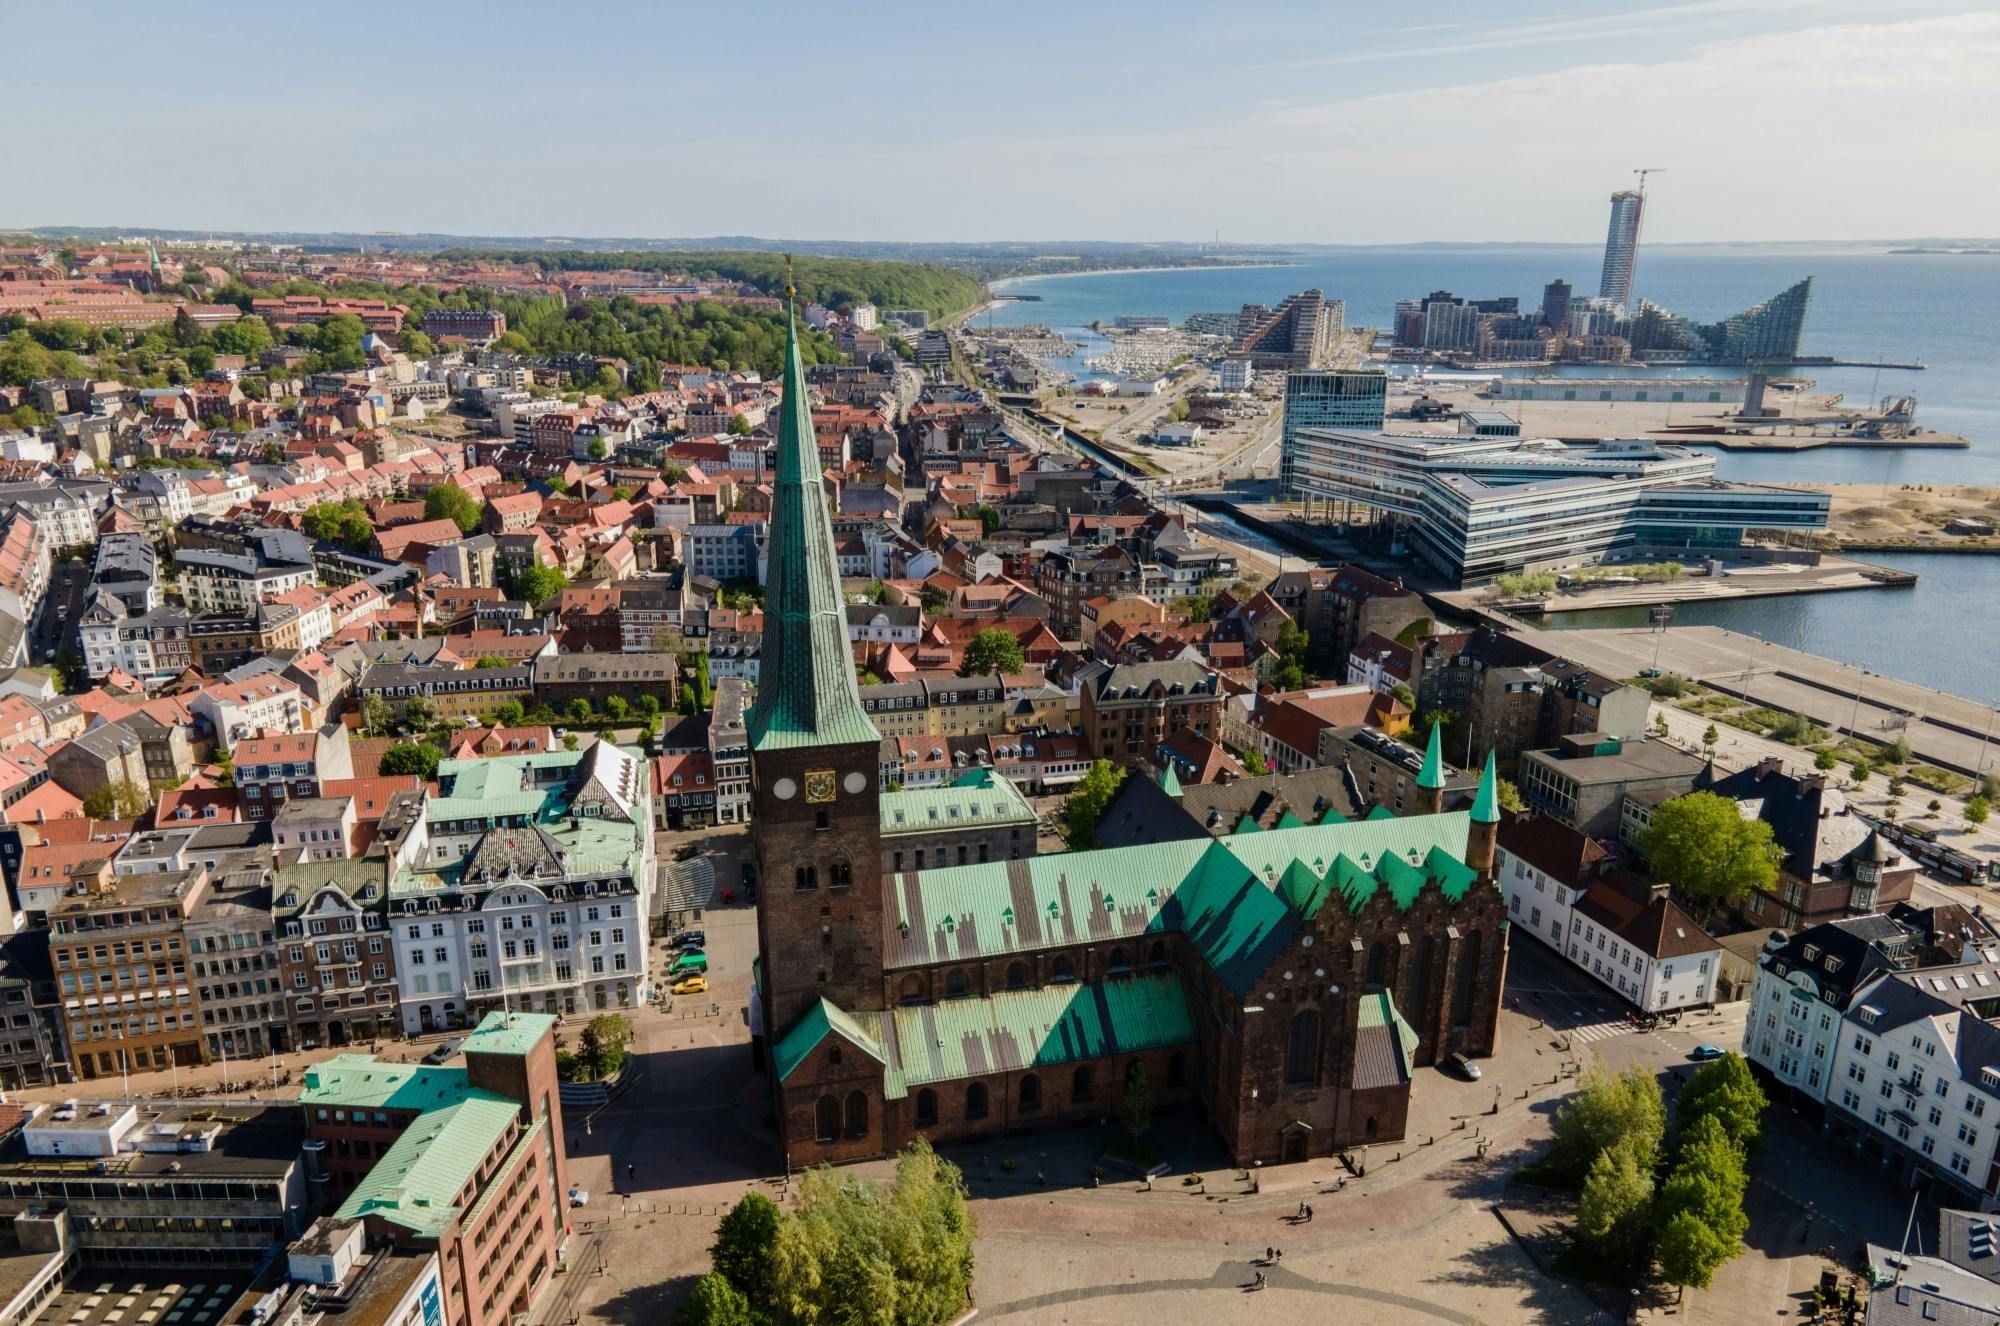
(749, 270, 886, 1038)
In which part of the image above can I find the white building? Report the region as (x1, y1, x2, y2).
(850, 304, 879, 331)
(190, 674, 307, 745)
(1742, 916, 1920, 1108)
(1499, 814, 1720, 1012)
(1218, 358, 1255, 393)
(1825, 954, 2000, 1211)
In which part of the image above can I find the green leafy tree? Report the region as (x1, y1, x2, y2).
(401, 695, 437, 729)
(1638, 791, 1782, 919)
(639, 694, 662, 720)
(960, 628, 1026, 677)
(1676, 1053, 1767, 1155)
(1389, 681, 1416, 709)
(1656, 1210, 1732, 1299)
(1242, 749, 1269, 777)
(1885, 735, 1913, 765)
(399, 328, 437, 358)
(970, 503, 1002, 535)
(1576, 1135, 1655, 1262)
(1814, 748, 1838, 771)
(510, 563, 568, 607)
(301, 499, 375, 551)
(567, 698, 593, 725)
(672, 1272, 752, 1326)
(577, 1013, 633, 1078)
(494, 700, 526, 727)
(1701, 724, 1719, 755)
(361, 695, 394, 735)
(770, 1140, 974, 1326)
(727, 412, 753, 436)
(378, 742, 443, 779)
(82, 780, 149, 820)
(709, 1193, 781, 1314)
(424, 483, 482, 535)
(1968, 795, 1990, 827)
(605, 695, 630, 722)
(1063, 759, 1128, 850)
(1542, 1064, 1665, 1188)
(1183, 594, 1212, 625)
(474, 655, 511, 669)
(1850, 756, 1873, 782)
(1495, 777, 1527, 813)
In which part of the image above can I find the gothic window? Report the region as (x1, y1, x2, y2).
(1410, 935, 1435, 1016)
(830, 860, 852, 888)
(795, 865, 817, 891)
(1051, 954, 1076, 983)
(1107, 947, 1130, 974)
(1286, 1010, 1321, 1087)
(1148, 940, 1168, 968)
(898, 974, 927, 1005)
(945, 968, 969, 999)
(814, 810, 829, 831)
(916, 1088, 938, 1127)
(1020, 1074, 1041, 1113)
(844, 1091, 868, 1138)
(1006, 961, 1029, 990)
(1072, 1064, 1094, 1103)
(814, 1095, 838, 1142)
(1452, 930, 1483, 1028)
(966, 1082, 989, 1121)
(1366, 941, 1387, 989)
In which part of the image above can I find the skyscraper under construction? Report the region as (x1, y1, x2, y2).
(1598, 190, 1645, 309)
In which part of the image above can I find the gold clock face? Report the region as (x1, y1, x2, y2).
(804, 770, 837, 804)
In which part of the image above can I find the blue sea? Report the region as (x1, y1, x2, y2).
(989, 248, 2000, 699)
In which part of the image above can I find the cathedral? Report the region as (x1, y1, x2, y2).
(749, 294, 1510, 1169)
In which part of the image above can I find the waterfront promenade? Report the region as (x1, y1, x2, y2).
(1505, 619, 2000, 776)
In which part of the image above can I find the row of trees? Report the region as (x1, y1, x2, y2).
(676, 1141, 975, 1326)
(1545, 1055, 1765, 1300)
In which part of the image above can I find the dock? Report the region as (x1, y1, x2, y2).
(1435, 555, 1916, 617)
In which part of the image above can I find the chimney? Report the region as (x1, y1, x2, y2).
(1649, 880, 1672, 904)
(1755, 756, 1782, 780)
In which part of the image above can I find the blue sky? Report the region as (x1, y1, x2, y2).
(12, 0, 1998, 244)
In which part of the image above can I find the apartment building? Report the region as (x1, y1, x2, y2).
(186, 863, 282, 1062)
(359, 662, 535, 724)
(49, 867, 210, 1079)
(191, 673, 307, 745)
(707, 677, 751, 826)
(273, 844, 404, 1053)
(233, 727, 358, 821)
(1078, 659, 1224, 768)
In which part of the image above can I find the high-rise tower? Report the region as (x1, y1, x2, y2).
(749, 271, 885, 1039)
(1598, 190, 1645, 310)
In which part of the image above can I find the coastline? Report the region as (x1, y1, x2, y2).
(990, 261, 1295, 291)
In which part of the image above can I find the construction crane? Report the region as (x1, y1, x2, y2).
(1633, 167, 1664, 196)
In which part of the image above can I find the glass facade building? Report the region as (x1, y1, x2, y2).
(1280, 369, 1387, 495)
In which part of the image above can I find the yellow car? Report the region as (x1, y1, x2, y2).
(671, 975, 708, 995)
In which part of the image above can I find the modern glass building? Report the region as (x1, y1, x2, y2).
(1288, 429, 1830, 585)
(1628, 278, 1814, 363)
(1279, 369, 1386, 495)
(1598, 191, 1645, 309)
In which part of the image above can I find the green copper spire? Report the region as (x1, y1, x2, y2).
(1159, 762, 1184, 797)
(1417, 721, 1446, 790)
(745, 272, 880, 753)
(1470, 751, 1500, 823)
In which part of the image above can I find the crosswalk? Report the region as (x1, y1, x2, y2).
(1565, 1020, 1637, 1044)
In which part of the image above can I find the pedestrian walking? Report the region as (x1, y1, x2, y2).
(1274, 1249, 1283, 1265)
(1305, 1204, 1313, 1223)
(1253, 1272, 1266, 1291)
(1298, 1200, 1307, 1219)
(1265, 1246, 1274, 1264)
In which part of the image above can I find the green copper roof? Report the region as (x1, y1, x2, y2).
(1358, 990, 1421, 1062)
(1232, 812, 1262, 834)
(774, 997, 888, 1084)
(881, 767, 1036, 838)
(1274, 809, 1305, 830)
(882, 813, 1482, 997)
(1159, 762, 1183, 797)
(746, 301, 880, 754)
(335, 1092, 523, 1237)
(462, 1010, 554, 1059)
(1417, 722, 1446, 790)
(1471, 751, 1500, 823)
(889, 973, 1194, 1091)
(300, 1056, 475, 1112)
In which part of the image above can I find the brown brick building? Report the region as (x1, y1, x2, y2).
(749, 308, 1511, 1172)
(1078, 659, 1225, 768)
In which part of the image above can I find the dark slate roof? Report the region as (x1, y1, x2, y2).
(1096, 766, 1370, 851)
(1698, 763, 1888, 882)
(1760, 915, 1915, 1008)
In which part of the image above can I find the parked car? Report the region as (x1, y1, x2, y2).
(674, 931, 706, 951)
(568, 1186, 589, 1207)
(1689, 1044, 1727, 1062)
(1445, 1052, 1482, 1081)
(670, 952, 708, 976)
(423, 1037, 465, 1065)
(671, 974, 707, 995)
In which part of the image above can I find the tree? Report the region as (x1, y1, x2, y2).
(588, 437, 609, 460)
(82, 780, 148, 820)
(302, 499, 374, 551)
(401, 695, 436, 729)
(578, 1013, 633, 1079)
(1496, 777, 1526, 813)
(361, 695, 394, 735)
(1701, 724, 1719, 755)
(1063, 759, 1128, 850)
(510, 563, 568, 607)
(605, 695, 630, 722)
(970, 503, 1002, 535)
(474, 655, 511, 669)
(960, 628, 1026, 677)
(1639, 791, 1782, 919)
(1183, 594, 1212, 625)
(727, 412, 753, 436)
(399, 329, 437, 358)
(639, 693, 662, 720)
(1814, 748, 1839, 771)
(1242, 749, 1269, 777)
(1850, 756, 1873, 782)
(1389, 681, 1416, 710)
(1656, 1210, 1732, 1299)
(1929, 798, 1944, 819)
(1577, 1135, 1655, 1262)
(1542, 1064, 1665, 1188)
(494, 700, 525, 727)
(769, 1140, 973, 1326)
(1968, 795, 1991, 827)
(425, 483, 482, 535)
(672, 1272, 752, 1326)
(1118, 1060, 1154, 1145)
(1676, 1053, 1767, 1155)
(1885, 735, 1913, 765)
(709, 1193, 781, 1313)
(379, 742, 443, 779)
(567, 698, 594, 725)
